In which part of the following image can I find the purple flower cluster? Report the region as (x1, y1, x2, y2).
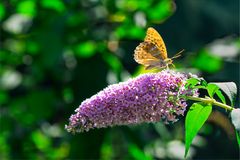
(66, 70, 198, 133)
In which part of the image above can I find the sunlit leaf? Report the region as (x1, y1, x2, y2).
(0, 3, 5, 20)
(115, 25, 145, 39)
(114, 0, 152, 11)
(192, 50, 223, 73)
(147, 0, 174, 23)
(235, 39, 240, 48)
(185, 77, 200, 88)
(100, 141, 113, 160)
(206, 83, 219, 98)
(41, 0, 65, 12)
(185, 103, 212, 158)
(212, 82, 237, 106)
(50, 142, 70, 159)
(108, 13, 126, 22)
(186, 77, 208, 90)
(128, 143, 152, 160)
(200, 79, 208, 87)
(129, 27, 145, 39)
(17, 0, 36, 17)
(75, 41, 96, 58)
(31, 130, 51, 151)
(117, 0, 138, 11)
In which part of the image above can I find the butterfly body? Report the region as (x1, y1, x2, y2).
(134, 27, 182, 70)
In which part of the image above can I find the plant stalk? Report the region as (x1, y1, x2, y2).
(185, 96, 234, 111)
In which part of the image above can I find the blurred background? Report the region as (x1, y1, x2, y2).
(0, 0, 239, 159)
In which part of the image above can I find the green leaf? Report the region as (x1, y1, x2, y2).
(31, 130, 51, 151)
(147, 0, 174, 22)
(115, 25, 145, 39)
(186, 77, 200, 88)
(185, 103, 212, 158)
(195, 86, 207, 89)
(0, 3, 5, 20)
(215, 90, 226, 104)
(41, 0, 65, 12)
(206, 83, 219, 98)
(0, 91, 9, 104)
(75, 41, 96, 58)
(128, 143, 152, 160)
(192, 50, 223, 73)
(17, 0, 36, 17)
(102, 52, 123, 73)
(236, 130, 240, 147)
(200, 79, 208, 87)
(211, 82, 237, 106)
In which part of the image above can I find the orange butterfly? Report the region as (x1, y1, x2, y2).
(134, 27, 184, 70)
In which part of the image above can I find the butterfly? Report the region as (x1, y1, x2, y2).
(134, 27, 184, 70)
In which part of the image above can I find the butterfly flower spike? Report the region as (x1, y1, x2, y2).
(66, 70, 198, 133)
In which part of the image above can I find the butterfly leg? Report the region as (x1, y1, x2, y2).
(166, 64, 169, 70)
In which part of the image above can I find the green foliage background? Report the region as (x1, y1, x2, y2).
(0, 0, 239, 159)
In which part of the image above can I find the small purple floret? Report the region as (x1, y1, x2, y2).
(66, 70, 198, 133)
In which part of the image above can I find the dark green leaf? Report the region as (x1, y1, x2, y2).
(185, 103, 212, 158)
(206, 83, 219, 98)
(0, 91, 9, 104)
(212, 82, 237, 106)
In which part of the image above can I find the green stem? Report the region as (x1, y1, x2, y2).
(185, 96, 234, 111)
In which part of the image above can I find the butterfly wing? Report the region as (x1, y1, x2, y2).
(144, 27, 168, 59)
(134, 42, 166, 69)
(134, 42, 158, 64)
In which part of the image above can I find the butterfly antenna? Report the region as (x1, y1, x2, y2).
(172, 49, 185, 59)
